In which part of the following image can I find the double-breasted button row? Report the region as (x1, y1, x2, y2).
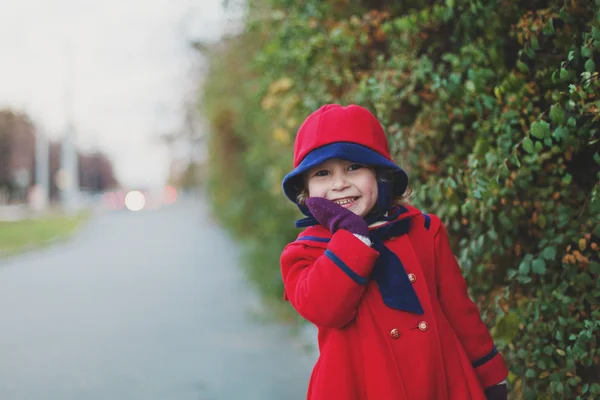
(390, 322, 428, 339)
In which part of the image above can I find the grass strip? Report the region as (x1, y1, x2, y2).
(0, 211, 89, 258)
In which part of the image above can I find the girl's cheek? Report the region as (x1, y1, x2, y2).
(308, 180, 325, 196)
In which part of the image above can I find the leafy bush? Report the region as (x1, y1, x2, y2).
(199, 0, 600, 397)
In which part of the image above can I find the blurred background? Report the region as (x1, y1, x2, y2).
(1, 0, 600, 399)
(0, 0, 242, 219)
(0, 1, 317, 400)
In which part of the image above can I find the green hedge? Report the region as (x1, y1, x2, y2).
(200, 0, 600, 397)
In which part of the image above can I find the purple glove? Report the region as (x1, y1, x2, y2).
(484, 383, 507, 400)
(305, 197, 370, 237)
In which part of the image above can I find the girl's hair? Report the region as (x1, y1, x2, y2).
(296, 167, 413, 206)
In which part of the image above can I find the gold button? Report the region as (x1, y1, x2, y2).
(408, 273, 417, 283)
(418, 321, 428, 332)
(389, 236, 397, 240)
(389, 328, 400, 339)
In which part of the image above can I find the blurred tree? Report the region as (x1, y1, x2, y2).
(0, 110, 36, 203)
(78, 152, 118, 193)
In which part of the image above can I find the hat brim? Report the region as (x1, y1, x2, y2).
(282, 142, 408, 203)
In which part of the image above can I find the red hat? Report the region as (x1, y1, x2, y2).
(282, 104, 408, 206)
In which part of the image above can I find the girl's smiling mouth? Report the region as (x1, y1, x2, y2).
(332, 196, 359, 207)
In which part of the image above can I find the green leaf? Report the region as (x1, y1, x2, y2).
(560, 68, 569, 80)
(535, 141, 543, 152)
(532, 259, 546, 274)
(495, 312, 520, 342)
(531, 121, 549, 139)
(525, 46, 535, 59)
(552, 126, 568, 141)
(517, 60, 529, 73)
(550, 105, 565, 124)
(523, 137, 535, 153)
(525, 368, 536, 378)
(542, 246, 556, 260)
(519, 257, 531, 275)
(581, 46, 591, 58)
(585, 59, 596, 73)
(499, 213, 512, 229)
(568, 377, 580, 387)
(538, 213, 548, 228)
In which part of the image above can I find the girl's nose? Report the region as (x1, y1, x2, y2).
(331, 173, 350, 190)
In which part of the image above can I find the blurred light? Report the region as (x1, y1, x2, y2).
(54, 169, 72, 189)
(125, 191, 146, 211)
(162, 185, 177, 205)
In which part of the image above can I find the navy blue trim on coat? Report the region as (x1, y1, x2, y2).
(297, 236, 331, 243)
(422, 213, 431, 230)
(472, 346, 498, 368)
(398, 205, 409, 215)
(324, 249, 369, 285)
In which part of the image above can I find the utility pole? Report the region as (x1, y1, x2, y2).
(33, 128, 49, 211)
(58, 43, 79, 214)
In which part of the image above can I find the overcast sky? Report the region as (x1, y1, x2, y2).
(0, 0, 243, 188)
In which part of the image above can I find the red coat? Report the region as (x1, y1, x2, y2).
(280, 205, 508, 400)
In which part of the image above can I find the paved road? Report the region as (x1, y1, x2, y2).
(0, 199, 316, 400)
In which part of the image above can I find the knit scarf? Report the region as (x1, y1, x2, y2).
(369, 217, 424, 314)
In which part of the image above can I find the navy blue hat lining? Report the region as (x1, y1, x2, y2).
(282, 142, 407, 203)
(282, 142, 408, 226)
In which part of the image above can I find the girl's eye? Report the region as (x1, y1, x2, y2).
(348, 164, 364, 171)
(314, 170, 329, 177)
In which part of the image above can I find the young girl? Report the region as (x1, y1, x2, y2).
(280, 104, 508, 400)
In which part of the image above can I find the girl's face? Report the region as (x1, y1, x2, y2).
(306, 158, 378, 217)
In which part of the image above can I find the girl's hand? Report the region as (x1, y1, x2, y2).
(305, 197, 369, 237)
(484, 383, 507, 400)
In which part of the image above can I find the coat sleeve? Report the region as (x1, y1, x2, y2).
(280, 229, 379, 329)
(434, 222, 509, 389)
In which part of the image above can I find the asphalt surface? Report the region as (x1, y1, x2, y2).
(0, 199, 316, 400)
